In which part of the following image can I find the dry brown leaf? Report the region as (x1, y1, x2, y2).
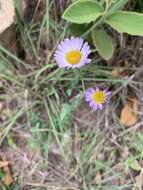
(132, 98, 139, 113)
(3, 165, 13, 186)
(0, 0, 15, 33)
(111, 68, 122, 78)
(0, 160, 13, 186)
(94, 172, 102, 184)
(0, 161, 10, 168)
(120, 98, 139, 127)
(111, 67, 128, 78)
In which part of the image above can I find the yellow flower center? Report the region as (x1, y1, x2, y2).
(65, 50, 82, 65)
(92, 91, 105, 104)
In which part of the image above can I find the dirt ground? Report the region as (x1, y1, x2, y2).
(0, 0, 143, 190)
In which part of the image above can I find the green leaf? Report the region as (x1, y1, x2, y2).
(68, 23, 91, 36)
(63, 0, 103, 24)
(126, 157, 141, 171)
(92, 28, 114, 60)
(60, 103, 71, 124)
(108, 0, 130, 15)
(105, 11, 143, 36)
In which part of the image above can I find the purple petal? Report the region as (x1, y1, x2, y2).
(95, 87, 99, 91)
(85, 94, 92, 102)
(89, 100, 95, 108)
(85, 87, 111, 111)
(87, 88, 95, 94)
(98, 104, 103, 110)
(54, 37, 91, 68)
(105, 91, 111, 96)
(93, 104, 98, 111)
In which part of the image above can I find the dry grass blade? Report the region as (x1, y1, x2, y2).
(0, 0, 143, 189)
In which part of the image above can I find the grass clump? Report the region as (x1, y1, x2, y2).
(0, 0, 143, 189)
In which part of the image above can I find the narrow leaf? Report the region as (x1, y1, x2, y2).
(105, 11, 143, 36)
(63, 0, 103, 24)
(92, 28, 114, 60)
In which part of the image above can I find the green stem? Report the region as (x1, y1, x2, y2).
(81, 17, 104, 38)
(79, 70, 85, 92)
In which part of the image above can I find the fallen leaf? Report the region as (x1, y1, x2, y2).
(94, 172, 102, 184)
(120, 98, 139, 127)
(3, 165, 13, 186)
(0, 159, 13, 186)
(0, 161, 10, 168)
(132, 98, 139, 113)
(0, 0, 15, 33)
(111, 68, 123, 78)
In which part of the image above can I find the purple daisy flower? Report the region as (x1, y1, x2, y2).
(54, 37, 91, 68)
(85, 87, 111, 111)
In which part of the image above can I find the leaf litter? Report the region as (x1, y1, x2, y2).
(0, 0, 143, 189)
(120, 98, 139, 127)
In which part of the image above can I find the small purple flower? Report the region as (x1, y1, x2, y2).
(54, 37, 91, 68)
(85, 87, 111, 111)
